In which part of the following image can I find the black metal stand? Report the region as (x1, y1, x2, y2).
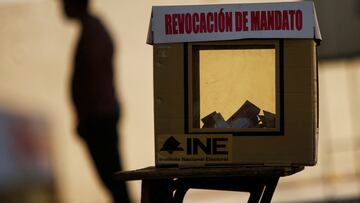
(114, 166, 303, 203)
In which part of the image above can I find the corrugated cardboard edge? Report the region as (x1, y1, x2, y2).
(312, 2, 322, 43)
(146, 11, 153, 45)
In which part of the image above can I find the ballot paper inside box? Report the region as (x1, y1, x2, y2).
(202, 100, 276, 129)
(150, 2, 321, 167)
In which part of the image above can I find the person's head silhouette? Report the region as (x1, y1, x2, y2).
(62, 0, 89, 20)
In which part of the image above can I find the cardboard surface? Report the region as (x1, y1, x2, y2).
(151, 2, 320, 167)
(153, 40, 318, 167)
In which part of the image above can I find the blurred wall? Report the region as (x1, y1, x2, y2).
(314, 0, 360, 59)
(2, 0, 360, 203)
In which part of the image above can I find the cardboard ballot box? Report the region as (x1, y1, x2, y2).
(147, 1, 321, 167)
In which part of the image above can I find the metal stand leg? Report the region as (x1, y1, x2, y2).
(260, 177, 279, 203)
(248, 185, 264, 203)
(141, 176, 280, 203)
(141, 179, 174, 203)
(173, 186, 189, 203)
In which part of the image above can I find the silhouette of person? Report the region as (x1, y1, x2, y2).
(61, 0, 130, 202)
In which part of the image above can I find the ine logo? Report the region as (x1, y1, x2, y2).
(160, 136, 184, 154)
(161, 135, 230, 155)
